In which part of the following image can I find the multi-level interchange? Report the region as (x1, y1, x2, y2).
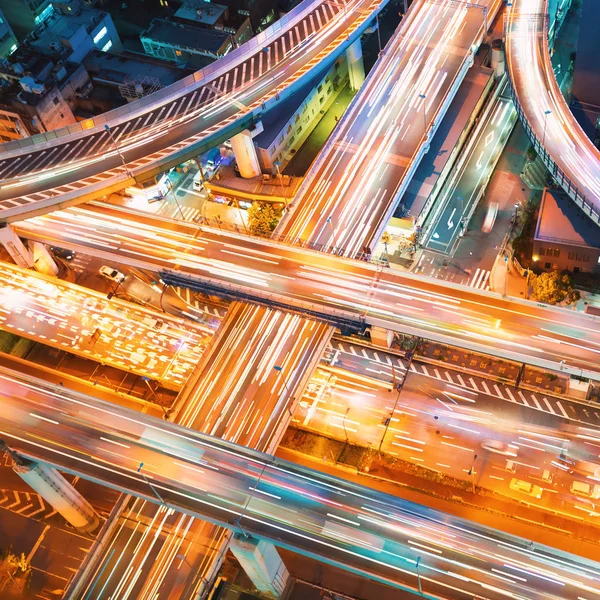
(0, 0, 599, 599)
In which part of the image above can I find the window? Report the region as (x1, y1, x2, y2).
(53, 96, 60, 105)
(575, 253, 581, 261)
(175, 50, 182, 56)
(553, 248, 560, 257)
(317, 84, 323, 94)
(93, 26, 108, 45)
(544, 262, 551, 269)
(568, 252, 574, 260)
(538, 247, 545, 256)
(583, 254, 589, 262)
(101, 40, 112, 52)
(34, 4, 54, 25)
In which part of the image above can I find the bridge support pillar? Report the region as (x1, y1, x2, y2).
(30, 241, 59, 277)
(0, 223, 34, 268)
(230, 534, 289, 597)
(230, 129, 261, 178)
(370, 325, 394, 348)
(13, 460, 99, 533)
(346, 39, 365, 91)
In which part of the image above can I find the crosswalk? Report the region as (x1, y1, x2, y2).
(68, 252, 92, 274)
(159, 203, 203, 223)
(329, 339, 600, 426)
(173, 287, 227, 318)
(467, 268, 491, 290)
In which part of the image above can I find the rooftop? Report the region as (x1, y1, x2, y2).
(535, 188, 600, 248)
(84, 50, 184, 87)
(141, 19, 231, 55)
(29, 7, 105, 48)
(174, 3, 228, 27)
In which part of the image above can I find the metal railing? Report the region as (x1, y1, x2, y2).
(0, 0, 344, 156)
(505, 4, 600, 226)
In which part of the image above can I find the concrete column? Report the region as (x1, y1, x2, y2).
(14, 461, 99, 533)
(230, 130, 261, 178)
(0, 223, 34, 268)
(370, 325, 394, 348)
(230, 534, 289, 598)
(346, 39, 365, 91)
(30, 241, 59, 277)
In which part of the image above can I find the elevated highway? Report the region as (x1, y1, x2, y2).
(0, 0, 385, 222)
(14, 203, 600, 380)
(505, 0, 600, 226)
(1, 365, 599, 600)
(277, 0, 502, 256)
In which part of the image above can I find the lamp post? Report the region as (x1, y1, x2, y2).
(542, 109, 552, 147)
(415, 556, 423, 594)
(137, 462, 166, 506)
(326, 215, 340, 253)
(166, 177, 186, 221)
(273, 365, 294, 417)
(468, 453, 478, 494)
(273, 161, 288, 208)
(104, 124, 135, 181)
(418, 93, 427, 134)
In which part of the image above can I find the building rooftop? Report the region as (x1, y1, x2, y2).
(535, 188, 600, 248)
(141, 19, 230, 55)
(28, 7, 104, 50)
(84, 50, 184, 88)
(174, 3, 228, 27)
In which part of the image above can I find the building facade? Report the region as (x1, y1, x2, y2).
(0, 0, 53, 40)
(532, 188, 600, 273)
(0, 9, 18, 58)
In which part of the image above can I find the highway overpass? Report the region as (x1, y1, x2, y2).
(277, 0, 503, 256)
(505, 0, 600, 226)
(0, 0, 385, 222)
(1, 364, 599, 600)
(14, 203, 600, 380)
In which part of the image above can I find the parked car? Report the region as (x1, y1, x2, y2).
(99, 265, 125, 283)
(509, 478, 543, 499)
(50, 246, 75, 261)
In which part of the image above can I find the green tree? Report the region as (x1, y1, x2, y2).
(531, 270, 580, 305)
(247, 202, 280, 236)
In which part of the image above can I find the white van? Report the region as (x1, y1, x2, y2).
(193, 172, 204, 191)
(570, 481, 600, 498)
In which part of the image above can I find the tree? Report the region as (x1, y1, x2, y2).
(531, 270, 580, 305)
(247, 202, 281, 236)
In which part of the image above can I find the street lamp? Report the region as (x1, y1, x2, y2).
(137, 462, 166, 506)
(415, 556, 423, 594)
(342, 406, 351, 442)
(104, 124, 135, 181)
(166, 177, 186, 221)
(542, 109, 552, 147)
(273, 161, 288, 209)
(418, 93, 427, 134)
(468, 453, 478, 494)
(273, 365, 294, 417)
(326, 215, 340, 253)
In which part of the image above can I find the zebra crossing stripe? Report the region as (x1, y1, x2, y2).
(555, 401, 569, 419)
(468, 377, 479, 390)
(445, 372, 454, 383)
(505, 388, 516, 402)
(481, 381, 491, 394)
(457, 374, 466, 386)
(493, 384, 504, 398)
(541, 396, 555, 414)
(531, 396, 543, 410)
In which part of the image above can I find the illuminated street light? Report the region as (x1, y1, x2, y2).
(468, 453, 478, 494)
(418, 93, 427, 134)
(326, 215, 340, 252)
(416, 556, 423, 594)
(542, 109, 552, 147)
(137, 462, 166, 506)
(273, 365, 294, 417)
